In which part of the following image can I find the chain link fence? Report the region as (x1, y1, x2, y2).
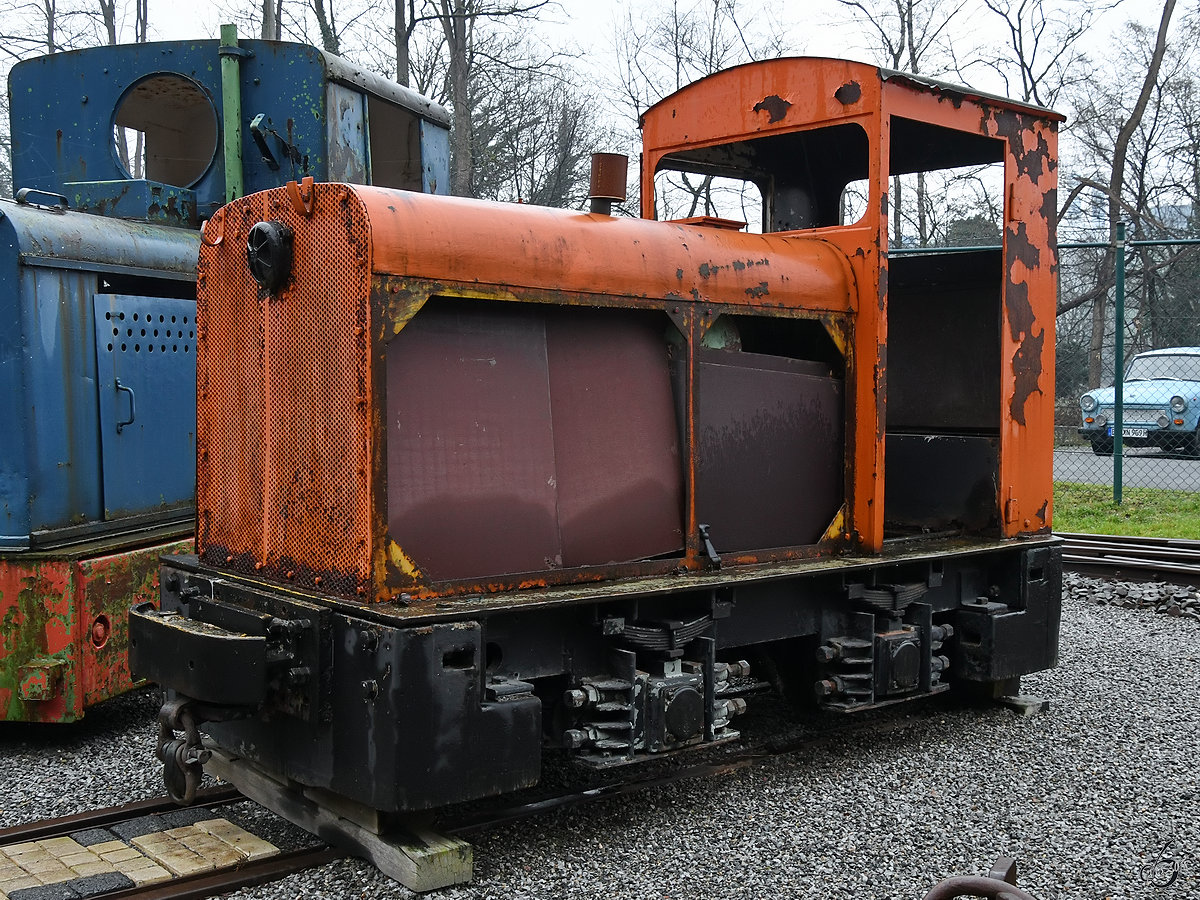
(1054, 232, 1200, 500)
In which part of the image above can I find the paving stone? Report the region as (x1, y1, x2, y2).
(31, 867, 74, 887)
(151, 847, 214, 877)
(107, 815, 166, 842)
(52, 856, 94, 872)
(62, 832, 113, 851)
(77, 843, 123, 859)
(31, 840, 82, 859)
(123, 864, 171, 887)
(0, 844, 41, 860)
(67, 873, 134, 898)
(129, 834, 171, 853)
(95, 849, 141, 865)
(62, 864, 112, 879)
(16, 858, 63, 876)
(0, 876, 41, 899)
(158, 807, 218, 830)
(194, 818, 280, 861)
(6, 884, 76, 900)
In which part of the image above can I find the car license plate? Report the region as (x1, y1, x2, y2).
(1106, 426, 1148, 438)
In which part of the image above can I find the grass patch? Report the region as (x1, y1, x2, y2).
(1054, 481, 1200, 537)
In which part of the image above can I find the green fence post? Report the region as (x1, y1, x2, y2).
(219, 24, 244, 203)
(1114, 221, 1126, 504)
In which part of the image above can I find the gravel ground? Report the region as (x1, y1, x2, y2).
(3, 572, 1198, 900)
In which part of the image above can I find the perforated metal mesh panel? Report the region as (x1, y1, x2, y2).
(196, 184, 373, 597)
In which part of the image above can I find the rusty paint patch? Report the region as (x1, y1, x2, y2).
(745, 282, 769, 298)
(0, 538, 189, 722)
(18, 657, 63, 700)
(752, 95, 792, 123)
(983, 109, 1057, 427)
(834, 81, 862, 105)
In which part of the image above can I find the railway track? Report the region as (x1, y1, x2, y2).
(0, 786, 344, 900)
(1058, 532, 1200, 584)
(2, 698, 955, 898)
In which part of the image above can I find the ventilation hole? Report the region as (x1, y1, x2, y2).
(118, 312, 125, 320)
(183, 316, 189, 323)
(184, 345, 190, 352)
(159, 315, 165, 322)
(133, 313, 139, 321)
(126, 328, 133, 336)
(485, 642, 503, 671)
(107, 343, 113, 351)
(121, 343, 127, 351)
(134, 344, 140, 352)
(161, 345, 166, 352)
(148, 345, 153, 353)
(112, 327, 119, 336)
(171, 315, 177, 323)
(189, 330, 194, 338)
(153, 329, 159, 337)
(104, 311, 111, 320)
(442, 646, 475, 670)
(173, 344, 178, 352)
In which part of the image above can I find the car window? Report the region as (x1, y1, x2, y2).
(1125, 354, 1200, 382)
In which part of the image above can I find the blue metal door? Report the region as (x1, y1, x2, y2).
(93, 294, 196, 519)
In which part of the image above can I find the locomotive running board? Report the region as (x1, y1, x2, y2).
(203, 747, 472, 892)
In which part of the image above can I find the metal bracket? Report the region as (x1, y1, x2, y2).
(698, 524, 722, 569)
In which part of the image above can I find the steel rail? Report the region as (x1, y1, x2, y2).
(102, 846, 346, 900)
(0, 785, 244, 844)
(0, 786, 346, 900)
(1058, 532, 1200, 584)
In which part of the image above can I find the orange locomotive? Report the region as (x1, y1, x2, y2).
(134, 58, 1062, 825)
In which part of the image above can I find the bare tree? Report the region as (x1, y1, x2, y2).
(973, 0, 1115, 108)
(263, 0, 281, 40)
(0, 0, 94, 59)
(1081, 0, 1176, 389)
(613, 0, 789, 223)
(425, 0, 552, 196)
(470, 32, 604, 207)
(834, 0, 962, 245)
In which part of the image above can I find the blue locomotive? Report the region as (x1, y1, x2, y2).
(0, 31, 449, 722)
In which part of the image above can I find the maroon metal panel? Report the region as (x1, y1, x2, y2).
(386, 302, 561, 581)
(385, 302, 686, 583)
(545, 310, 683, 567)
(695, 349, 843, 552)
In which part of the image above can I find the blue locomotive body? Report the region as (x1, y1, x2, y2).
(0, 35, 449, 722)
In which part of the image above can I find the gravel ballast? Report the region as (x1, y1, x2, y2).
(3, 571, 1197, 900)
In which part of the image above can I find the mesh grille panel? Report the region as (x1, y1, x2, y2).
(197, 185, 373, 597)
(196, 205, 265, 564)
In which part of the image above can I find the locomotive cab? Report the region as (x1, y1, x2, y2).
(131, 58, 1063, 841)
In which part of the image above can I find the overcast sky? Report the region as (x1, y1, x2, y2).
(140, 0, 1169, 108)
